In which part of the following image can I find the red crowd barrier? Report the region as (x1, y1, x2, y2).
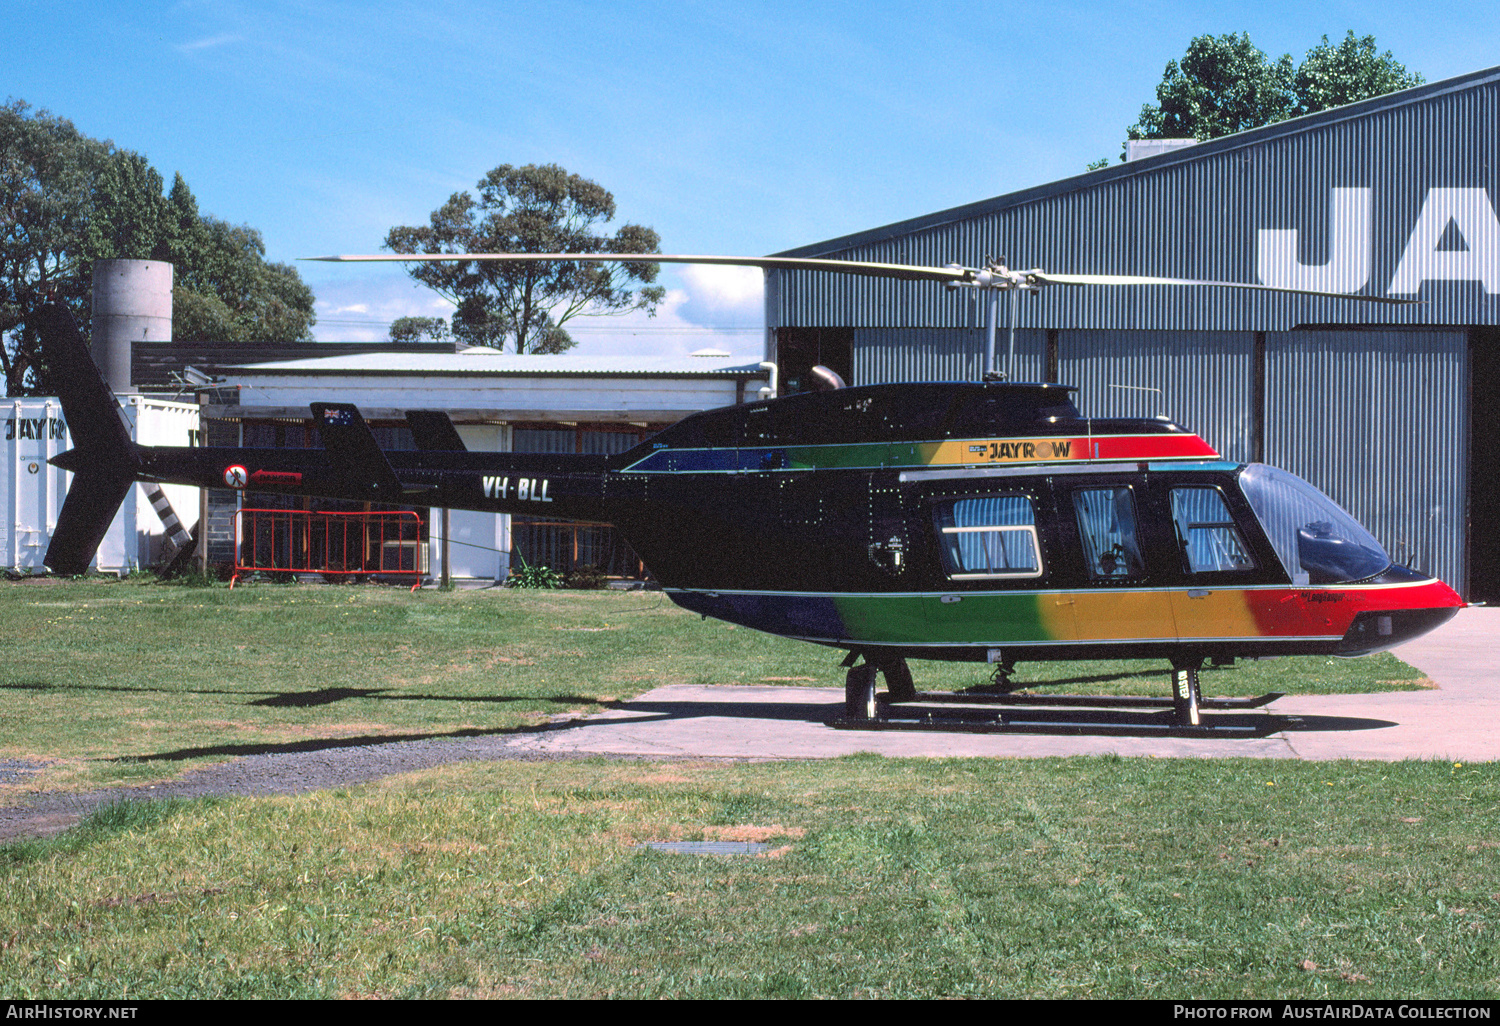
(232, 508, 426, 589)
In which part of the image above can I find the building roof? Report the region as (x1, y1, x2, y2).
(224, 352, 767, 379)
(131, 340, 457, 390)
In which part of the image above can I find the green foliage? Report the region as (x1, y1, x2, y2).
(564, 563, 609, 589)
(1125, 31, 1423, 153)
(171, 216, 316, 344)
(387, 315, 452, 343)
(0, 100, 316, 394)
(385, 163, 666, 354)
(506, 562, 564, 588)
(0, 100, 108, 393)
(1292, 32, 1426, 117)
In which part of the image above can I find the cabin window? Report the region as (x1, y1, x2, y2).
(1170, 487, 1256, 573)
(1073, 487, 1146, 579)
(1237, 464, 1390, 585)
(937, 495, 1043, 579)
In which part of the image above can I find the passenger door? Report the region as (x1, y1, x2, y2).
(1163, 483, 1265, 643)
(1062, 481, 1176, 645)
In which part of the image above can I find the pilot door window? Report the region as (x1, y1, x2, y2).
(1170, 487, 1256, 573)
(936, 495, 1043, 580)
(1073, 487, 1146, 579)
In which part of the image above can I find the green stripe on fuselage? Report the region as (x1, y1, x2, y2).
(625, 440, 1003, 473)
(830, 592, 1055, 645)
(785, 442, 901, 470)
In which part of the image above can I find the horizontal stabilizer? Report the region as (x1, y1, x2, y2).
(310, 402, 403, 497)
(405, 410, 467, 451)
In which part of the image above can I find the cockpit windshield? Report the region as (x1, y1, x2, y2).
(1237, 464, 1390, 585)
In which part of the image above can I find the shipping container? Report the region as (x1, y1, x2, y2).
(1, 396, 200, 573)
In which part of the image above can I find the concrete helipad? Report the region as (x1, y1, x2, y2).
(512, 607, 1500, 763)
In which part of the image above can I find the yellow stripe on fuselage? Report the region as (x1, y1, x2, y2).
(921, 438, 1079, 465)
(1167, 588, 1265, 640)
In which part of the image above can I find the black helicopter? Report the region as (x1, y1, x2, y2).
(36, 254, 1463, 729)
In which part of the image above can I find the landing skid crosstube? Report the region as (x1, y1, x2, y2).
(837, 657, 1284, 736)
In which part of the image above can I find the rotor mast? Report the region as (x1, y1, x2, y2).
(943, 258, 1043, 381)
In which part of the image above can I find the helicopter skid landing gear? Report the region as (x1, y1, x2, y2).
(845, 663, 878, 720)
(843, 657, 917, 720)
(1171, 660, 1204, 727)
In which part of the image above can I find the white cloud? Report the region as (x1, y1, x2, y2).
(676, 264, 765, 314)
(305, 265, 766, 359)
(176, 33, 242, 52)
(310, 271, 455, 343)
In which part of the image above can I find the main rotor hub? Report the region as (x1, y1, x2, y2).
(954, 263, 1043, 292)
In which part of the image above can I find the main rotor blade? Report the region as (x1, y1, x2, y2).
(303, 252, 969, 284)
(1031, 271, 1417, 305)
(305, 253, 1416, 304)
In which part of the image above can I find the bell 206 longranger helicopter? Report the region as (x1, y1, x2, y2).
(38, 252, 1463, 729)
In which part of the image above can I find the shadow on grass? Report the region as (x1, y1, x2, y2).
(110, 707, 610, 763)
(4, 679, 597, 708)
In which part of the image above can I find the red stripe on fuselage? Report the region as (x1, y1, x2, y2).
(1245, 579, 1464, 637)
(1089, 434, 1221, 461)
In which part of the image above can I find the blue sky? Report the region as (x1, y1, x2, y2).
(10, 0, 1499, 356)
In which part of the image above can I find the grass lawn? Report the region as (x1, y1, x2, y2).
(0, 578, 1482, 1000)
(1, 757, 1495, 999)
(0, 578, 1430, 793)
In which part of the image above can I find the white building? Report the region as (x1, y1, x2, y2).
(201, 350, 770, 581)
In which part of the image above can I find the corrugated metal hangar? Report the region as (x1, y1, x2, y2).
(765, 65, 1500, 601)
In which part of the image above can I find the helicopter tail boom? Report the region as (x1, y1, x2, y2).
(37, 302, 615, 572)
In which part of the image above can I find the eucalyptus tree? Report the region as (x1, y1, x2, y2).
(385, 163, 664, 354)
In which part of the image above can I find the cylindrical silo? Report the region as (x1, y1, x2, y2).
(90, 260, 173, 393)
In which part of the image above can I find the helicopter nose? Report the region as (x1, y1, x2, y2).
(1338, 599, 1463, 654)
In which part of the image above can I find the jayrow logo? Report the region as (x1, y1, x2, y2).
(1257, 187, 1500, 295)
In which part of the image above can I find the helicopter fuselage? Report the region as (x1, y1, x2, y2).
(79, 378, 1461, 670)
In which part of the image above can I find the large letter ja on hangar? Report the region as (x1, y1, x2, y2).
(1257, 187, 1500, 295)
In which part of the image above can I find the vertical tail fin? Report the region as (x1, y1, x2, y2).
(405, 409, 467, 451)
(35, 304, 135, 458)
(311, 402, 403, 498)
(36, 303, 143, 575)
